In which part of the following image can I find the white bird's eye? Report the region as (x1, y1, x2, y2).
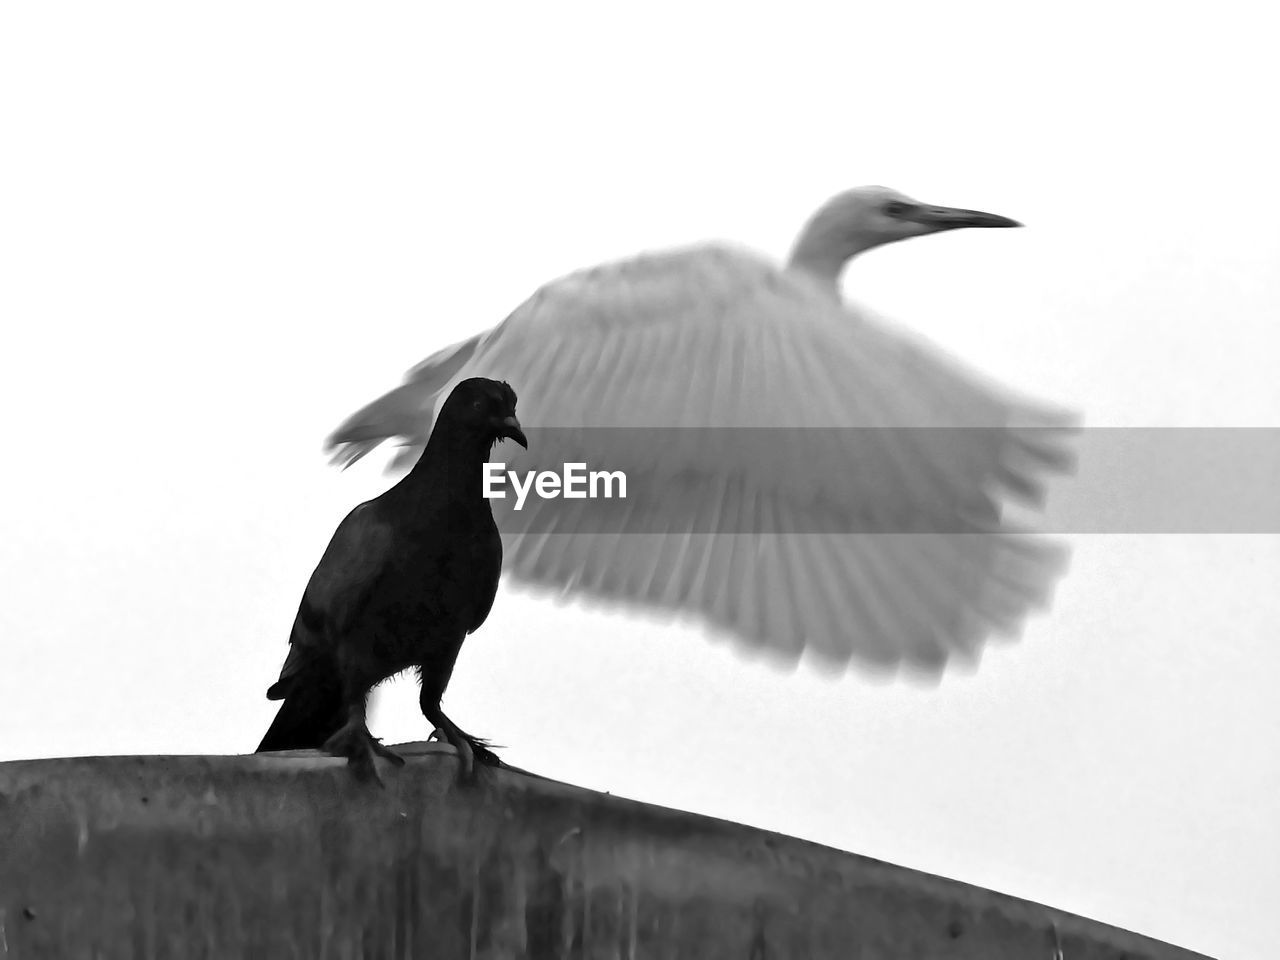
(883, 201, 910, 218)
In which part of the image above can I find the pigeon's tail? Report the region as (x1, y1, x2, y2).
(255, 661, 345, 753)
(324, 333, 484, 470)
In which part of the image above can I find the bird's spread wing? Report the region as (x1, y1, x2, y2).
(268, 503, 395, 694)
(500, 512, 1068, 676)
(327, 334, 483, 468)
(326, 245, 1077, 673)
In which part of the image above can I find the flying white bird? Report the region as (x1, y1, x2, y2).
(326, 186, 1078, 677)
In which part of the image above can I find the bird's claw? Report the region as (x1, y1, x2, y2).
(455, 737, 476, 781)
(323, 724, 399, 787)
(370, 737, 406, 767)
(448, 732, 501, 783)
(349, 753, 384, 787)
(429, 721, 501, 782)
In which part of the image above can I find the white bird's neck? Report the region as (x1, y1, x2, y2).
(785, 239, 849, 296)
(786, 215, 882, 297)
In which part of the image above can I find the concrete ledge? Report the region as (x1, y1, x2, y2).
(1, 744, 1208, 958)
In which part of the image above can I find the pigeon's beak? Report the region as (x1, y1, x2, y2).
(497, 414, 528, 449)
(894, 203, 1022, 231)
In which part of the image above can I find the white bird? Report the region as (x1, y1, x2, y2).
(326, 186, 1078, 677)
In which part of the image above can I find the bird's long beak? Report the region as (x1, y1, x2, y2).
(894, 203, 1022, 231)
(497, 414, 528, 449)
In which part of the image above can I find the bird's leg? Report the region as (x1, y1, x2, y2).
(418, 681, 500, 781)
(322, 688, 404, 786)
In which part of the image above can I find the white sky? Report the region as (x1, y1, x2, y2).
(2, 5, 1277, 959)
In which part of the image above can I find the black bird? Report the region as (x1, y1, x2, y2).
(256, 377, 527, 784)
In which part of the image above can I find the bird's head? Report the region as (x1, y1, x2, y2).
(788, 186, 1021, 285)
(439, 377, 527, 449)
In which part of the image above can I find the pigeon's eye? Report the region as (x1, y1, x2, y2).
(883, 201, 910, 219)
(472, 399, 484, 411)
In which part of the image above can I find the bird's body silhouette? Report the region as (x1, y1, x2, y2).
(326, 187, 1077, 677)
(258, 378, 527, 782)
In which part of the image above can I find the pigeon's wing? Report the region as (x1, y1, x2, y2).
(326, 244, 1077, 673)
(267, 503, 394, 696)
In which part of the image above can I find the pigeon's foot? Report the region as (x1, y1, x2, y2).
(428, 722, 502, 781)
(370, 737, 407, 766)
(323, 723, 403, 787)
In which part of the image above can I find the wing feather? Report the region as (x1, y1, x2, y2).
(270, 503, 395, 691)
